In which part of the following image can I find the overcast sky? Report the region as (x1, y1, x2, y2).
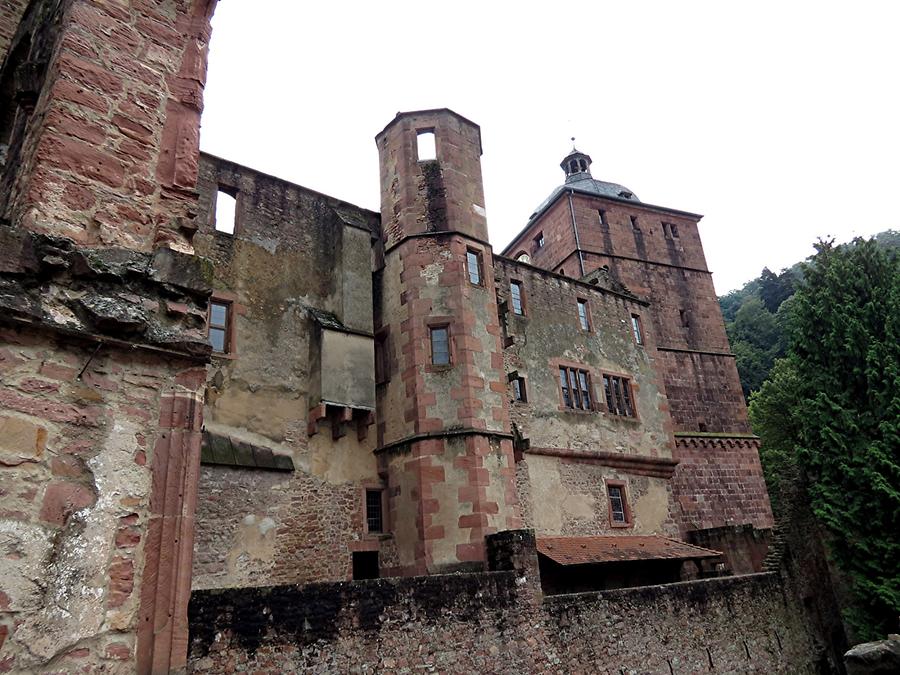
(199, 1, 899, 294)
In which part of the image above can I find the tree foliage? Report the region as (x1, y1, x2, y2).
(750, 237, 900, 640)
(721, 229, 899, 399)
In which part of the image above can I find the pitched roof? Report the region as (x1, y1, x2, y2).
(536, 535, 721, 566)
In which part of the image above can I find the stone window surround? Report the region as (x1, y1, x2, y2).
(208, 290, 242, 359)
(211, 183, 240, 235)
(552, 359, 598, 413)
(605, 478, 634, 528)
(466, 247, 484, 286)
(601, 370, 640, 421)
(576, 297, 592, 331)
(426, 318, 455, 371)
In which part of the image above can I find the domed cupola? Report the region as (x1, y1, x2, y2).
(560, 141, 593, 183)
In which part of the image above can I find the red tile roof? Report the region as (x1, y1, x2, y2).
(536, 535, 721, 566)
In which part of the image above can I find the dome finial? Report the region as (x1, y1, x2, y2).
(570, 136, 576, 151)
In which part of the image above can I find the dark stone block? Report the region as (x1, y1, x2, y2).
(149, 247, 214, 296)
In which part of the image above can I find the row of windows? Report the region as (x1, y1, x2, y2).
(508, 367, 636, 418)
(363, 481, 632, 537)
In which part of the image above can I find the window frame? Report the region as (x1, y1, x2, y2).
(510, 280, 525, 315)
(466, 248, 483, 286)
(605, 479, 633, 528)
(511, 374, 527, 403)
(577, 298, 591, 331)
(598, 209, 609, 229)
(533, 231, 545, 251)
(630, 313, 644, 346)
(429, 324, 451, 367)
(601, 372, 637, 418)
(208, 299, 233, 356)
(365, 488, 385, 534)
(557, 365, 595, 412)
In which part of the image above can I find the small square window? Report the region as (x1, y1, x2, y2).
(602, 374, 635, 417)
(430, 326, 450, 366)
(208, 301, 231, 354)
(631, 314, 644, 345)
(214, 189, 237, 234)
(606, 482, 631, 526)
(577, 299, 590, 331)
(510, 281, 524, 315)
(366, 489, 384, 533)
(466, 249, 482, 285)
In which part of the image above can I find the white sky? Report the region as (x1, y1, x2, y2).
(200, 1, 900, 294)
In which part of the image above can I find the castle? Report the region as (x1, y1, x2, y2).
(0, 3, 840, 673)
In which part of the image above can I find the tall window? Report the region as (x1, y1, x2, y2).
(559, 366, 592, 411)
(214, 189, 237, 234)
(607, 483, 630, 526)
(208, 301, 230, 354)
(512, 376, 527, 402)
(603, 374, 635, 417)
(598, 209, 608, 229)
(533, 232, 544, 250)
(577, 299, 590, 331)
(630, 215, 640, 232)
(430, 326, 450, 365)
(631, 314, 644, 345)
(510, 281, 524, 315)
(466, 249, 482, 285)
(366, 489, 384, 533)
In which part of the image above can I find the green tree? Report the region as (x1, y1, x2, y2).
(727, 296, 785, 397)
(755, 237, 899, 639)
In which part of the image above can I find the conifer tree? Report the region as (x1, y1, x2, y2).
(757, 237, 899, 639)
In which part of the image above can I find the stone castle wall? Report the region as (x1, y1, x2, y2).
(186, 531, 822, 674)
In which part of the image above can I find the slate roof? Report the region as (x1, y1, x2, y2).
(200, 431, 294, 472)
(536, 535, 721, 566)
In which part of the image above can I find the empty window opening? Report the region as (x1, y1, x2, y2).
(352, 551, 379, 580)
(598, 209, 608, 229)
(559, 268, 566, 277)
(630, 215, 640, 232)
(631, 314, 644, 345)
(416, 130, 436, 161)
(662, 222, 671, 238)
(671, 223, 679, 237)
(208, 301, 230, 354)
(698, 422, 708, 433)
(466, 249, 482, 285)
(603, 374, 635, 417)
(607, 483, 629, 525)
(577, 299, 590, 331)
(579, 159, 587, 172)
(533, 232, 544, 250)
(366, 489, 384, 533)
(662, 222, 680, 239)
(680, 309, 690, 327)
(512, 376, 527, 402)
(430, 326, 450, 365)
(515, 251, 531, 264)
(214, 189, 237, 234)
(374, 334, 389, 385)
(559, 367, 592, 411)
(510, 281, 524, 315)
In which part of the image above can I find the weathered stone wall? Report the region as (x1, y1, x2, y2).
(0, 323, 205, 673)
(672, 435, 775, 533)
(2, 0, 216, 252)
(191, 154, 383, 590)
(493, 256, 678, 538)
(186, 531, 822, 673)
(373, 111, 520, 573)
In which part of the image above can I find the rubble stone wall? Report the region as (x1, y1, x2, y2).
(187, 531, 822, 674)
